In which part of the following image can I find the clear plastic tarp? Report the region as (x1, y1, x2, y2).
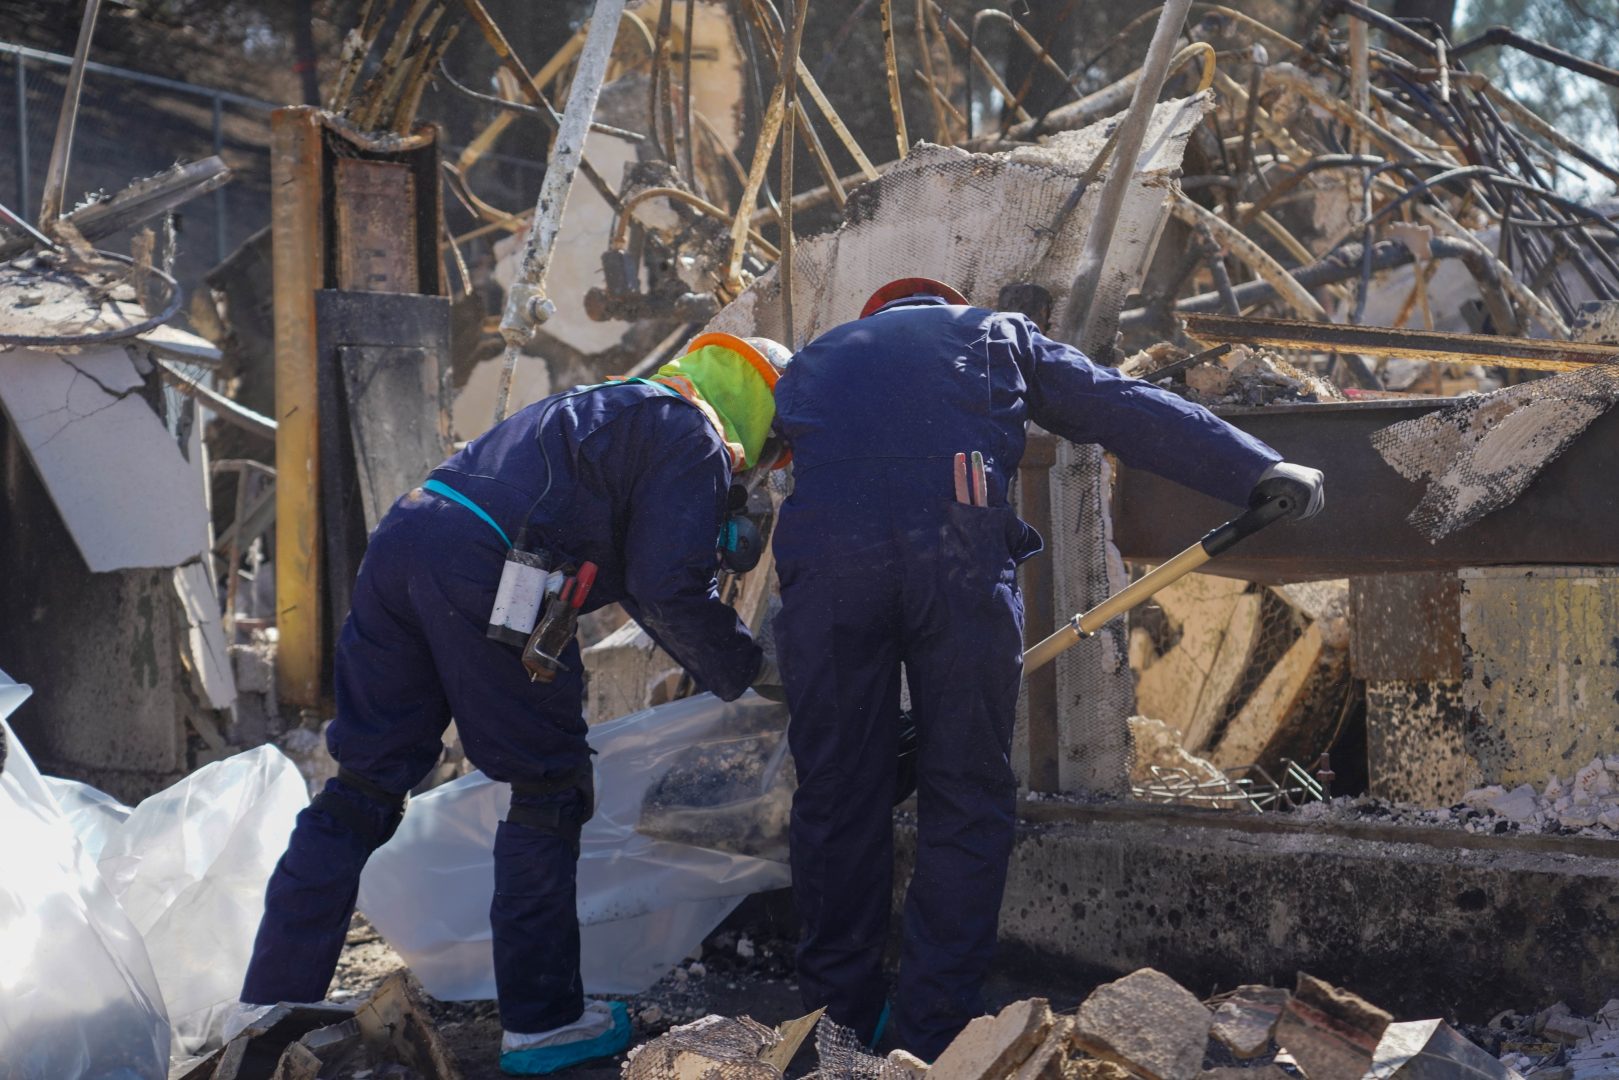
(0, 668, 170, 1080)
(360, 691, 794, 999)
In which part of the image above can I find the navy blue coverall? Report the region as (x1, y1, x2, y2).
(770, 296, 1281, 1058)
(241, 382, 762, 1033)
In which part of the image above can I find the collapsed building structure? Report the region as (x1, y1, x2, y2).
(2, 0, 1619, 1075)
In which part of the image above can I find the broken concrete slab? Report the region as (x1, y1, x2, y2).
(0, 345, 210, 571)
(174, 562, 237, 712)
(1274, 974, 1392, 1080)
(1211, 987, 1291, 1058)
(1014, 1017, 1078, 1080)
(1370, 1019, 1524, 1080)
(1073, 970, 1211, 1080)
(932, 998, 1055, 1080)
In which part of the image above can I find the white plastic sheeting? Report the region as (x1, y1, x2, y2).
(0, 668, 170, 1080)
(93, 746, 309, 1054)
(2, 658, 307, 1068)
(360, 691, 794, 999)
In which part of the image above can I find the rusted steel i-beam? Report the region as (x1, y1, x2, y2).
(1183, 314, 1619, 373)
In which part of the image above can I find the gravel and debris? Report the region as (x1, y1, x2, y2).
(1121, 345, 1343, 408)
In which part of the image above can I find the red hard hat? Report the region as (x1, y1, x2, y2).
(859, 277, 970, 318)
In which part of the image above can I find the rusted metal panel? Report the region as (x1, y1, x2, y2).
(334, 157, 419, 294)
(1185, 313, 1619, 373)
(1365, 680, 1477, 807)
(316, 289, 451, 637)
(1348, 572, 1462, 681)
(1458, 566, 1619, 787)
(1113, 400, 1619, 581)
(271, 106, 327, 708)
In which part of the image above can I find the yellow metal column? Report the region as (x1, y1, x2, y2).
(271, 106, 326, 706)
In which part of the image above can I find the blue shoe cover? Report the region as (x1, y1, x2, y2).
(500, 1001, 631, 1075)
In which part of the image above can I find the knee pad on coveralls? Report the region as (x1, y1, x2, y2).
(505, 765, 595, 855)
(312, 768, 406, 851)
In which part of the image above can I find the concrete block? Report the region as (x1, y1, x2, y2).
(899, 805, 1619, 1027)
(1073, 970, 1211, 1080)
(1369, 1019, 1523, 1080)
(1211, 987, 1290, 1058)
(932, 998, 1054, 1080)
(1274, 974, 1392, 1080)
(1542, 1013, 1601, 1045)
(1015, 1018, 1077, 1080)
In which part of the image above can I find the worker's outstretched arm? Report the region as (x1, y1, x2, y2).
(607, 400, 762, 701)
(995, 314, 1281, 506)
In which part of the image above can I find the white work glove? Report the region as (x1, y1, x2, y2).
(1251, 461, 1324, 521)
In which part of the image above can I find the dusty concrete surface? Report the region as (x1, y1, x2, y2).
(896, 805, 1619, 1022)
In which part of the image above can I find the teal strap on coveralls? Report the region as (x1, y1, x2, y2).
(422, 479, 512, 549)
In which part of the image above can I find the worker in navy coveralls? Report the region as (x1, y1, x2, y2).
(769, 278, 1324, 1060)
(235, 332, 792, 1076)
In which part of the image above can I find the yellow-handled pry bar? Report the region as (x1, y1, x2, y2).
(1022, 494, 1294, 673)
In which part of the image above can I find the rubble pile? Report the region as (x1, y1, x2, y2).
(625, 967, 1569, 1080)
(1124, 346, 1344, 409)
(1492, 1001, 1619, 1080)
(175, 973, 461, 1080)
(1291, 763, 1619, 838)
(1460, 758, 1619, 833)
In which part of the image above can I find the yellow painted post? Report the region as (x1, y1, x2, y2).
(271, 107, 327, 707)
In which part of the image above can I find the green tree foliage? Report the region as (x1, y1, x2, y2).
(1455, 0, 1619, 192)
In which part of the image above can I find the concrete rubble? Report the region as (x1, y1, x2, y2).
(1273, 975, 1392, 1080)
(1211, 989, 1292, 1060)
(1074, 970, 1212, 1080)
(175, 973, 461, 1080)
(607, 967, 1619, 1080)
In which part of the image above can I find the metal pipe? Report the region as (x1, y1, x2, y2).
(38, 0, 103, 226)
(779, 0, 808, 345)
(879, 0, 908, 158)
(681, 0, 696, 189)
(724, 81, 787, 293)
(492, 0, 628, 426)
(914, 0, 950, 142)
(1452, 25, 1619, 91)
(1056, 0, 1194, 353)
(15, 56, 29, 219)
(213, 95, 227, 264)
